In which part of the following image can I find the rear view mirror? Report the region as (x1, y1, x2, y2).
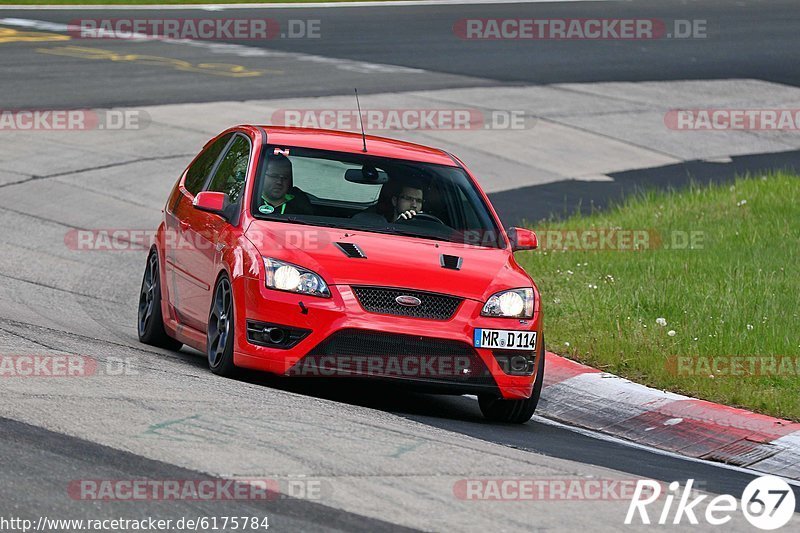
(345, 165, 388, 184)
(507, 227, 538, 251)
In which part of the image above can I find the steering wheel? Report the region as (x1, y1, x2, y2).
(398, 212, 445, 225)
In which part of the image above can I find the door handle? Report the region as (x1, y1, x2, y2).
(179, 220, 190, 231)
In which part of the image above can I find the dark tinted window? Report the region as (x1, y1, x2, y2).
(184, 133, 232, 195)
(206, 135, 250, 204)
(251, 146, 503, 248)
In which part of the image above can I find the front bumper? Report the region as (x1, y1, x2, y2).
(233, 277, 541, 399)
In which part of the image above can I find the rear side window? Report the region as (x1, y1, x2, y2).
(206, 135, 251, 204)
(184, 133, 232, 195)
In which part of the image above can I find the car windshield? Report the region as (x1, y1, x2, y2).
(251, 145, 504, 248)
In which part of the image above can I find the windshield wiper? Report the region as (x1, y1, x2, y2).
(283, 216, 346, 229)
(374, 226, 452, 243)
(257, 215, 455, 243)
(257, 216, 348, 230)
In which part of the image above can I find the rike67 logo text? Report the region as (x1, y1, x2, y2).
(626, 476, 795, 530)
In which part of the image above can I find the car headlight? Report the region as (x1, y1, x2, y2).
(481, 288, 534, 318)
(263, 257, 330, 298)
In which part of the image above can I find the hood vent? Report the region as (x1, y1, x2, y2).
(335, 242, 367, 259)
(440, 254, 462, 270)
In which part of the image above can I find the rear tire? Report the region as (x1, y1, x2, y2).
(137, 249, 183, 351)
(479, 335, 546, 423)
(207, 274, 237, 377)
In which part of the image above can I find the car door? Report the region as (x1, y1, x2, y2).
(165, 133, 232, 330)
(175, 133, 252, 331)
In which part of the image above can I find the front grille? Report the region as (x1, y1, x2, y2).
(351, 286, 462, 320)
(291, 329, 496, 386)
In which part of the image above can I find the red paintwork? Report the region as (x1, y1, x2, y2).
(155, 125, 542, 400)
(508, 227, 538, 251)
(193, 191, 226, 212)
(261, 126, 458, 166)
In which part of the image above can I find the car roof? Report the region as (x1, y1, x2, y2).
(252, 126, 459, 167)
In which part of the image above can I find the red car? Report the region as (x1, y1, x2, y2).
(138, 126, 543, 423)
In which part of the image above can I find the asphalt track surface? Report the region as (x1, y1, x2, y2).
(1, 417, 418, 532)
(1, 1, 799, 531)
(0, 0, 798, 108)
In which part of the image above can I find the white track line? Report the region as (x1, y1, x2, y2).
(465, 394, 800, 487)
(531, 415, 800, 488)
(0, 17, 427, 73)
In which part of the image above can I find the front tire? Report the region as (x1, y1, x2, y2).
(479, 335, 546, 423)
(207, 274, 237, 377)
(137, 249, 183, 351)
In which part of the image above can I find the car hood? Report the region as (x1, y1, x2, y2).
(244, 221, 531, 302)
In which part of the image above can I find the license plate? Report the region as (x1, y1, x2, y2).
(473, 329, 537, 351)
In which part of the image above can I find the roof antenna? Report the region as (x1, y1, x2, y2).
(354, 88, 368, 152)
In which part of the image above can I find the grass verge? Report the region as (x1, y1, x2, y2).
(516, 172, 800, 421)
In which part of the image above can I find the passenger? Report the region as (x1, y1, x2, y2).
(258, 154, 313, 215)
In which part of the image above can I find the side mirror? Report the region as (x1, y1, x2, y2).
(193, 191, 229, 217)
(507, 227, 538, 251)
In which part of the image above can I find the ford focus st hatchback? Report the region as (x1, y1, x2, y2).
(138, 126, 544, 423)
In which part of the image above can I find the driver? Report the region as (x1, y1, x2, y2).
(390, 185, 424, 222)
(259, 154, 313, 216)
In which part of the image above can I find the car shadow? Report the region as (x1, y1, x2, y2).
(240, 369, 488, 422)
(167, 347, 799, 499)
(170, 346, 486, 420)
(489, 149, 800, 225)
(238, 365, 800, 500)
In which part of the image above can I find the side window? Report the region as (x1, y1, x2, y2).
(184, 133, 232, 196)
(206, 135, 251, 204)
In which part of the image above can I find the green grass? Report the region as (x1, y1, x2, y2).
(516, 172, 800, 421)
